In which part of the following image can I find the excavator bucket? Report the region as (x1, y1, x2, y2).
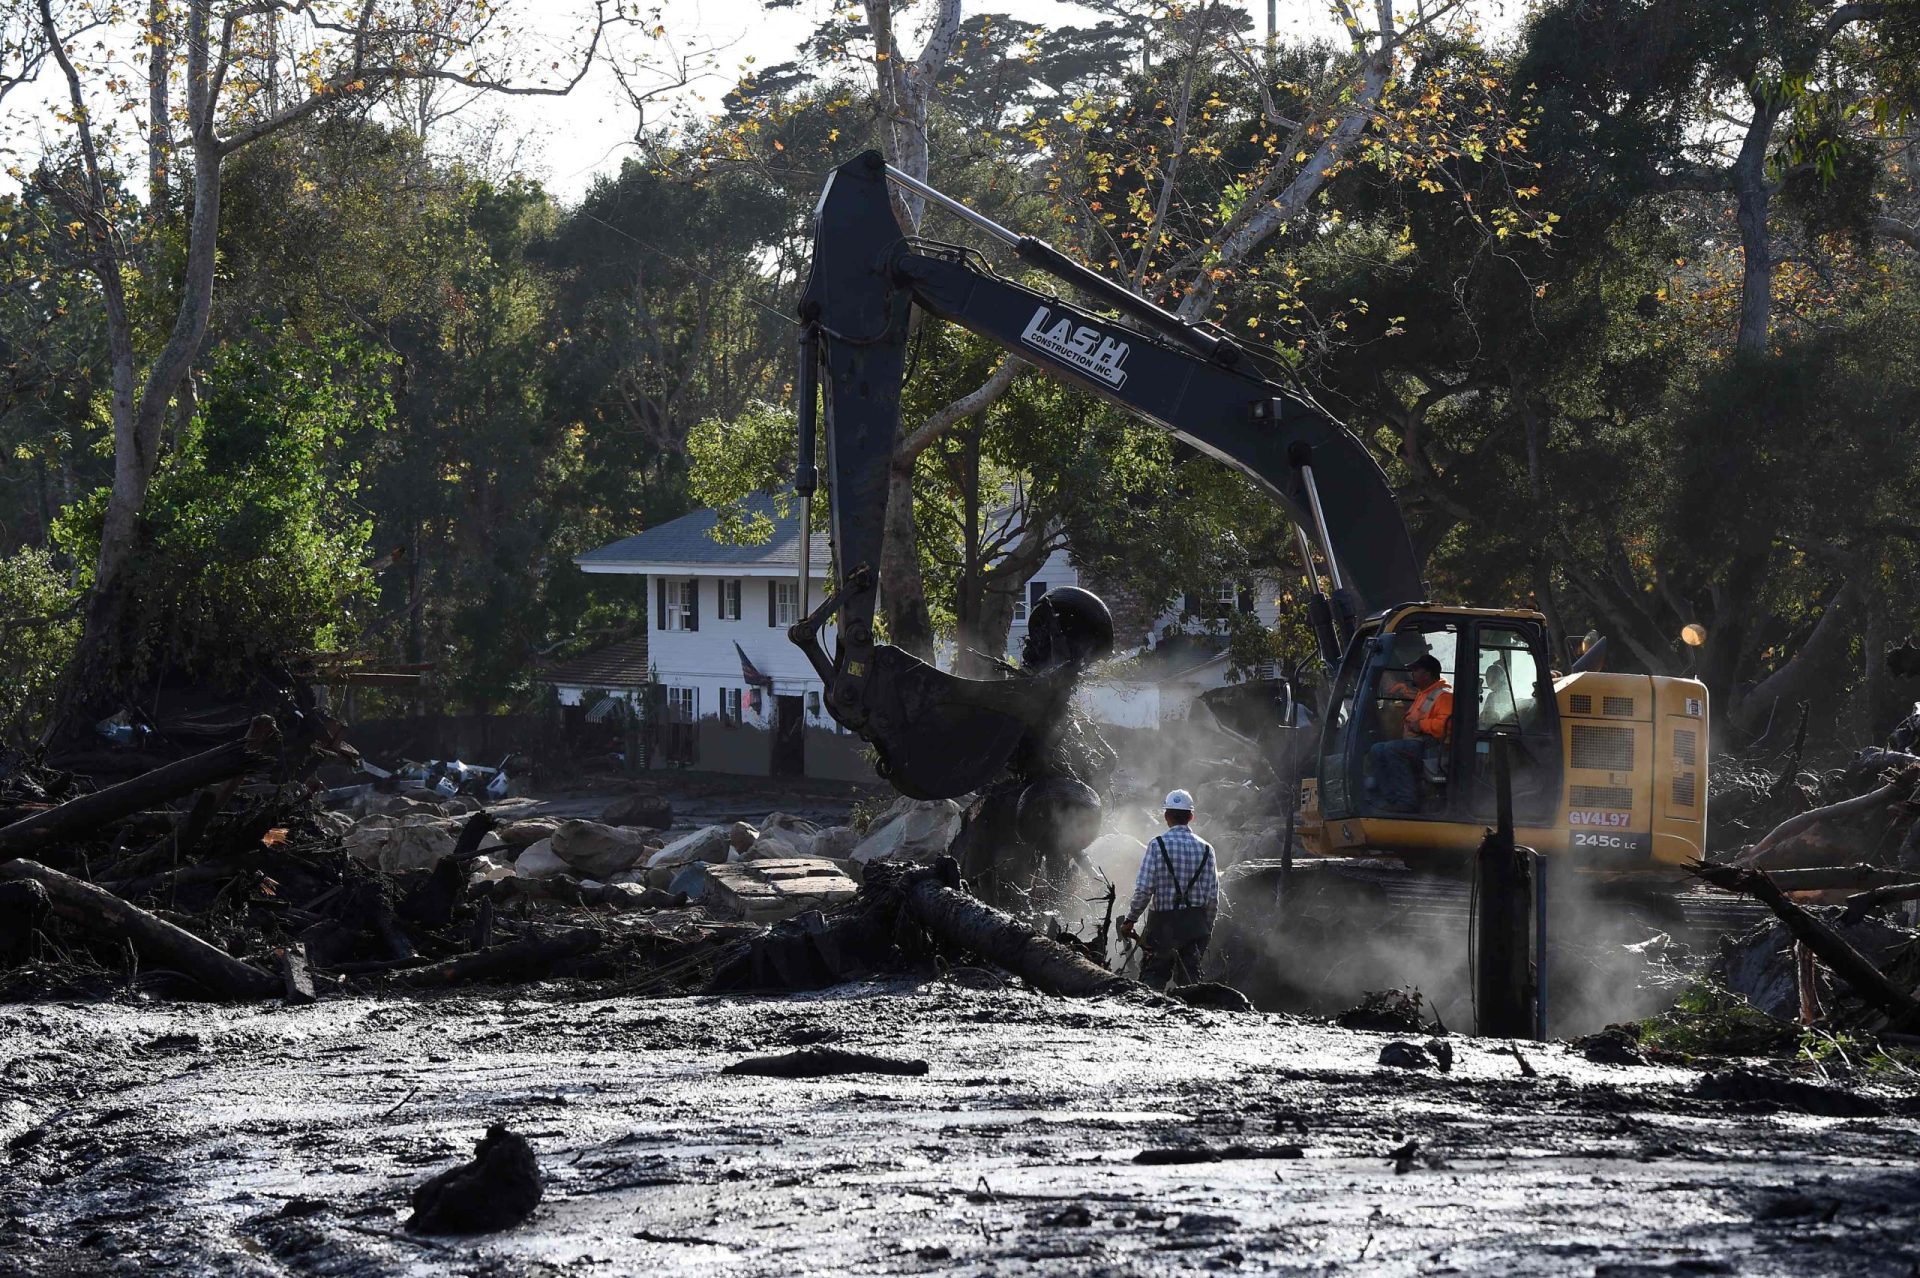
(856, 644, 1077, 800)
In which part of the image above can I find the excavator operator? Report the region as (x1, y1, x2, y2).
(1367, 655, 1452, 813)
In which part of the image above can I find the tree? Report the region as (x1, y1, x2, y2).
(8, 0, 614, 731)
(51, 329, 387, 689)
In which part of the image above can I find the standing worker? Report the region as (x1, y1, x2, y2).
(1117, 789, 1219, 989)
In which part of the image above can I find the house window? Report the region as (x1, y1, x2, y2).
(666, 686, 696, 722)
(1215, 582, 1237, 608)
(774, 580, 800, 627)
(665, 579, 698, 631)
(719, 579, 742, 621)
(1015, 579, 1047, 625)
(721, 687, 743, 727)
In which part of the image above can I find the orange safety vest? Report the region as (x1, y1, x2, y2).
(1405, 679, 1453, 741)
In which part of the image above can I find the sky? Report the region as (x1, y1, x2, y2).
(487, 0, 1517, 201)
(0, 1, 1520, 204)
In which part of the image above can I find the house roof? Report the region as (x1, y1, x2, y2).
(575, 491, 831, 575)
(541, 637, 651, 689)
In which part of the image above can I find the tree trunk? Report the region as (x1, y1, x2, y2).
(960, 511, 1060, 678)
(1732, 96, 1782, 357)
(1861, 584, 1899, 744)
(1, 858, 280, 1000)
(902, 872, 1131, 998)
(146, 0, 168, 210)
(879, 460, 934, 659)
(1728, 579, 1862, 739)
(54, 1, 224, 734)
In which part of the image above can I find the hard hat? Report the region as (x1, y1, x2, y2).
(1163, 788, 1195, 812)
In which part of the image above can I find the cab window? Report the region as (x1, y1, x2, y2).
(1477, 629, 1540, 730)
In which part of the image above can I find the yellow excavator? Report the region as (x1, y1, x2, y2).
(786, 152, 1722, 1014)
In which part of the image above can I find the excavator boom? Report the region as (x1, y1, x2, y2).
(792, 150, 1422, 798)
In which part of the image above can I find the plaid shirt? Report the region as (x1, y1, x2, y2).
(1124, 824, 1219, 922)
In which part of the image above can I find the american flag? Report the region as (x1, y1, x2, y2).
(734, 642, 774, 689)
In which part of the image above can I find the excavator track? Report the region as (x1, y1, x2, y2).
(1213, 856, 1772, 1032)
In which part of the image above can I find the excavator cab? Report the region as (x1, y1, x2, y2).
(1312, 607, 1563, 859)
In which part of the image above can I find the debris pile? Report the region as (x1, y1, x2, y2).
(0, 722, 1143, 1007)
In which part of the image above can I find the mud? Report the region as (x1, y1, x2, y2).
(4, 984, 1920, 1276)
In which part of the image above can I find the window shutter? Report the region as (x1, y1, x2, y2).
(1238, 584, 1255, 614)
(1029, 580, 1048, 608)
(656, 578, 666, 631)
(1182, 591, 1196, 618)
(687, 579, 699, 631)
(768, 579, 777, 626)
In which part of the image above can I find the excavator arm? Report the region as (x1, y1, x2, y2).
(790, 150, 1423, 800)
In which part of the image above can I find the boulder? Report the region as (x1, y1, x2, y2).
(668, 862, 712, 898)
(861, 795, 921, 833)
(761, 812, 822, 842)
(646, 824, 734, 870)
(729, 821, 760, 854)
(550, 820, 652, 879)
(467, 855, 515, 883)
(343, 822, 458, 874)
(743, 833, 812, 861)
(1080, 831, 1147, 885)
(495, 818, 559, 850)
(377, 794, 444, 819)
(811, 825, 859, 861)
(600, 790, 675, 830)
(850, 799, 962, 865)
(743, 813, 824, 859)
(512, 839, 568, 879)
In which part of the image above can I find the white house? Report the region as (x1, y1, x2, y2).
(545, 492, 869, 782)
(546, 491, 1299, 782)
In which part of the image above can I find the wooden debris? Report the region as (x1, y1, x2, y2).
(1753, 864, 1918, 892)
(898, 862, 1131, 999)
(1692, 861, 1920, 1031)
(0, 858, 278, 1000)
(1735, 765, 1920, 870)
(0, 716, 279, 860)
(1841, 880, 1920, 923)
(399, 928, 602, 989)
(277, 944, 318, 1005)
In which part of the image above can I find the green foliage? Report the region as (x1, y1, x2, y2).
(54, 332, 383, 686)
(0, 548, 79, 740)
(686, 401, 815, 546)
(1634, 977, 1798, 1059)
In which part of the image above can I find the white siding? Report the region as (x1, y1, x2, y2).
(644, 573, 841, 728)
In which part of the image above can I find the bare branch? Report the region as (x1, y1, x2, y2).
(899, 357, 1022, 459)
(219, 0, 613, 156)
(1877, 215, 1920, 253)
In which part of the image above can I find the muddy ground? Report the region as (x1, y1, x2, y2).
(5, 982, 1919, 1277)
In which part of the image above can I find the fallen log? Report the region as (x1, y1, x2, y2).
(1690, 861, 1920, 1031)
(897, 860, 1132, 999)
(0, 716, 279, 859)
(1736, 765, 1920, 870)
(0, 858, 279, 1000)
(1737, 863, 1918, 893)
(1840, 880, 1920, 923)
(398, 928, 602, 988)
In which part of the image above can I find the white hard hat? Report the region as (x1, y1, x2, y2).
(1163, 788, 1195, 812)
